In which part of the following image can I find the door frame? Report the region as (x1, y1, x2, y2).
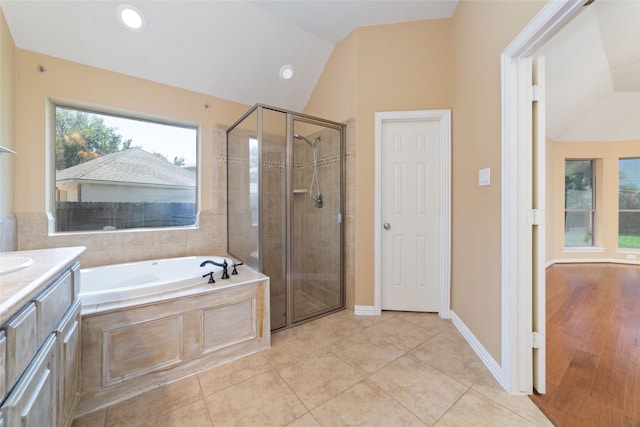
(501, 0, 584, 394)
(373, 110, 451, 318)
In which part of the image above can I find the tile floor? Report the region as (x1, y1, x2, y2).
(72, 310, 553, 427)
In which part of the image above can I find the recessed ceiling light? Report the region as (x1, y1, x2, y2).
(117, 4, 145, 32)
(279, 64, 295, 81)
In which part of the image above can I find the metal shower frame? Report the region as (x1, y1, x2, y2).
(226, 104, 346, 329)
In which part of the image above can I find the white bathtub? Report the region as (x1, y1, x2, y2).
(79, 256, 229, 307)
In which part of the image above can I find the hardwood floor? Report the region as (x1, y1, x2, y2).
(530, 263, 640, 427)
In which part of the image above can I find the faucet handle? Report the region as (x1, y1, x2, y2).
(202, 271, 215, 284)
(231, 262, 244, 275)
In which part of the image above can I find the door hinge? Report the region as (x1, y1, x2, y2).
(527, 209, 544, 226)
(529, 85, 542, 102)
(530, 332, 545, 349)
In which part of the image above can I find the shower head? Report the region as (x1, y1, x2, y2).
(293, 134, 320, 147)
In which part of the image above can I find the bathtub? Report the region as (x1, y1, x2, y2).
(79, 256, 228, 308)
(76, 255, 270, 416)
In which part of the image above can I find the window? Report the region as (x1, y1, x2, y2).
(619, 158, 640, 248)
(564, 160, 595, 247)
(54, 105, 197, 232)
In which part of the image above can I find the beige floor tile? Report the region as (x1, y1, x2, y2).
(342, 309, 398, 329)
(278, 347, 365, 409)
(205, 370, 307, 426)
(72, 409, 106, 427)
(197, 351, 272, 396)
(435, 389, 537, 427)
(330, 330, 405, 375)
(370, 356, 469, 425)
(471, 372, 554, 426)
(76, 310, 552, 427)
(364, 316, 439, 351)
(147, 399, 213, 427)
(263, 327, 327, 369)
(104, 376, 203, 427)
(311, 380, 427, 426)
(296, 310, 364, 347)
(409, 328, 488, 386)
(394, 311, 452, 334)
(286, 413, 321, 427)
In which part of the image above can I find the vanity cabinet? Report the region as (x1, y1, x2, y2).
(0, 258, 82, 427)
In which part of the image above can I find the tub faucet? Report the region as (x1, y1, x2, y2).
(200, 259, 229, 279)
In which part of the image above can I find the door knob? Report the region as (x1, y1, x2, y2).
(383, 223, 391, 230)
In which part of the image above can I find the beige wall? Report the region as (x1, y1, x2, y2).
(12, 49, 249, 267)
(450, 0, 544, 363)
(306, 18, 453, 306)
(307, 4, 547, 363)
(547, 138, 640, 263)
(0, 8, 16, 250)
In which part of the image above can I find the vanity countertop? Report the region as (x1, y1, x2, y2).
(0, 246, 86, 325)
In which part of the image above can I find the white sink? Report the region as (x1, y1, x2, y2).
(0, 255, 34, 275)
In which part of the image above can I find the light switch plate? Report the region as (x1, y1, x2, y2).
(479, 168, 490, 186)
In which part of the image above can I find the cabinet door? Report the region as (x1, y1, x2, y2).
(4, 302, 38, 392)
(56, 300, 81, 427)
(1, 334, 57, 427)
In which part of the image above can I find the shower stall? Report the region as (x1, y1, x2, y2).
(227, 105, 345, 331)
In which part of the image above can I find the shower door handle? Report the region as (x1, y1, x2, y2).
(383, 223, 391, 230)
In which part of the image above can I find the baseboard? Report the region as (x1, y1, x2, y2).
(354, 305, 378, 316)
(450, 310, 503, 388)
(547, 257, 640, 267)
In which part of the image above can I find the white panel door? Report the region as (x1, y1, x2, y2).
(381, 119, 440, 312)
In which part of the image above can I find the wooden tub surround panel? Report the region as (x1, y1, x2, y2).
(77, 272, 270, 416)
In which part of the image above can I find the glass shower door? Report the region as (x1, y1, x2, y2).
(290, 118, 344, 323)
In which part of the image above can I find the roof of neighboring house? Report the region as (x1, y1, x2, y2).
(56, 147, 195, 187)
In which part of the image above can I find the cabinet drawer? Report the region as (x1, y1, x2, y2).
(35, 270, 73, 343)
(4, 303, 38, 392)
(1, 334, 57, 427)
(0, 331, 5, 401)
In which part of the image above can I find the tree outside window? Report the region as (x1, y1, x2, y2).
(564, 160, 595, 247)
(619, 158, 640, 248)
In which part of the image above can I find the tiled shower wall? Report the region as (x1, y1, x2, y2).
(292, 127, 343, 309)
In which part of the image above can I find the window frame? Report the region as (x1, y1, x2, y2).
(49, 102, 200, 235)
(618, 157, 640, 249)
(564, 159, 596, 248)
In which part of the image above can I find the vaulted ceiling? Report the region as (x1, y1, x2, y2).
(541, 0, 640, 141)
(0, 0, 458, 112)
(1, 0, 638, 141)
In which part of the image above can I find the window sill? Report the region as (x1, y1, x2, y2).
(563, 247, 605, 253)
(616, 248, 640, 254)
